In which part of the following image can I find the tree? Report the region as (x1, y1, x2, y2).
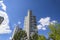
(48, 24, 60, 40)
(30, 33, 38, 40)
(13, 30, 27, 40)
(38, 35, 46, 40)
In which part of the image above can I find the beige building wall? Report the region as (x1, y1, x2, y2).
(24, 10, 37, 40)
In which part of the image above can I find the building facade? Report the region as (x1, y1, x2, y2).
(24, 10, 38, 40)
(11, 24, 22, 40)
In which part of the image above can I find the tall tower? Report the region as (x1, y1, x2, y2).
(24, 10, 37, 40)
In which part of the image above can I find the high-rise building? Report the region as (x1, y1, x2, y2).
(24, 10, 38, 40)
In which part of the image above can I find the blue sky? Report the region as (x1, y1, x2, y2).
(0, 0, 60, 40)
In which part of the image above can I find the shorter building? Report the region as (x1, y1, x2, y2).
(11, 24, 22, 40)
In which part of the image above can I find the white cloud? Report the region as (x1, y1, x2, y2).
(51, 20, 57, 24)
(42, 27, 46, 30)
(0, 11, 11, 34)
(18, 21, 21, 24)
(0, 0, 6, 11)
(9, 37, 12, 40)
(37, 17, 56, 30)
(37, 25, 42, 29)
(38, 17, 50, 26)
(0, 0, 11, 34)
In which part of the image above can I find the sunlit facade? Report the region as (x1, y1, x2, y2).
(11, 24, 22, 40)
(24, 10, 38, 40)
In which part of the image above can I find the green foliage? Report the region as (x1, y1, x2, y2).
(13, 31, 46, 40)
(48, 24, 60, 40)
(30, 33, 38, 40)
(13, 30, 27, 40)
(38, 35, 46, 40)
(30, 33, 46, 40)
